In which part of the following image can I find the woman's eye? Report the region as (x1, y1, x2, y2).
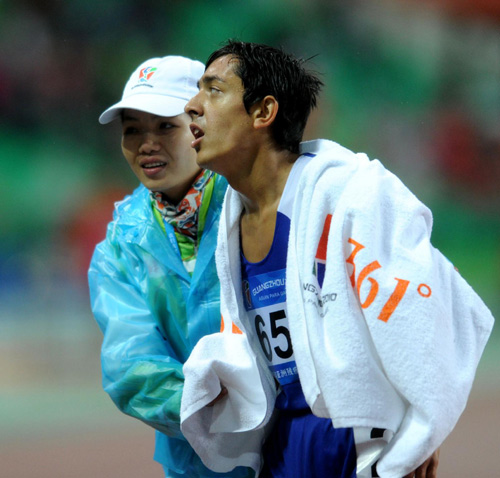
(123, 126, 138, 135)
(159, 122, 173, 130)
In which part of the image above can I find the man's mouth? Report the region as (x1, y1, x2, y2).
(190, 124, 205, 150)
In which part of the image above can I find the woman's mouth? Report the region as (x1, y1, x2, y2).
(141, 160, 167, 177)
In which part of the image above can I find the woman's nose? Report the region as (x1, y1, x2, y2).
(139, 132, 161, 153)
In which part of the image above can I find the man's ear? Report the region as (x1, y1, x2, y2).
(251, 95, 278, 130)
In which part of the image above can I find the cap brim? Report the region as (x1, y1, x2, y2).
(99, 94, 190, 124)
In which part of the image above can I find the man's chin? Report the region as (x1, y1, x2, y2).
(195, 150, 225, 176)
(195, 150, 211, 168)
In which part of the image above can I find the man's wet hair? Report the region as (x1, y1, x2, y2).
(206, 40, 323, 154)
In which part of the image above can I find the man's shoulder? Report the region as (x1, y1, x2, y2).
(300, 139, 357, 158)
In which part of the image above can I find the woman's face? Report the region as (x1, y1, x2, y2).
(121, 109, 201, 204)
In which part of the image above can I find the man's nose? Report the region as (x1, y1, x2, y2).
(185, 93, 201, 118)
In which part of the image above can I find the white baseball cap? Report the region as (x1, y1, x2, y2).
(99, 55, 204, 124)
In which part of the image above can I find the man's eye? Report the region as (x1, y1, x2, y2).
(160, 122, 174, 130)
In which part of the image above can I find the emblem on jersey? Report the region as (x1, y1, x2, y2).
(313, 214, 332, 289)
(306, 214, 337, 316)
(243, 279, 252, 309)
(138, 66, 157, 83)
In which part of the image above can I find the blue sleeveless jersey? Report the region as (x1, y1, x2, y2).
(241, 210, 307, 410)
(240, 154, 357, 478)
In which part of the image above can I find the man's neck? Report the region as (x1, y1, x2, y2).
(234, 148, 298, 216)
(235, 147, 299, 263)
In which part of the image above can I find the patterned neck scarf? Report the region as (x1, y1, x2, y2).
(151, 169, 214, 242)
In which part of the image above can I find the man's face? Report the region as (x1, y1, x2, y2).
(121, 109, 201, 204)
(185, 55, 257, 177)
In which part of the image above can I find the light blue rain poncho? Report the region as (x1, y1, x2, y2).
(88, 174, 252, 478)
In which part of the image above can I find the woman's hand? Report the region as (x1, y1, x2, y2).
(206, 386, 228, 407)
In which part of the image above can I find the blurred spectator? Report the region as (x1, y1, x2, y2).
(432, 103, 500, 208)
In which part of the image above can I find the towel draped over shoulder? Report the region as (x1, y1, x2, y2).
(181, 139, 494, 478)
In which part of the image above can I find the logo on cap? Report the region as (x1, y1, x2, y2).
(139, 66, 157, 83)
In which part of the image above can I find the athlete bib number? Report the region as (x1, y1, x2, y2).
(251, 304, 299, 385)
(243, 268, 299, 385)
(255, 308, 293, 362)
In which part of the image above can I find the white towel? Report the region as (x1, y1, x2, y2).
(181, 330, 276, 474)
(181, 180, 278, 474)
(286, 140, 495, 477)
(182, 138, 494, 477)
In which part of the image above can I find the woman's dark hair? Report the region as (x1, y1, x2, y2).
(206, 40, 323, 154)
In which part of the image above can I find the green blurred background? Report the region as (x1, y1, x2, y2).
(1, 0, 498, 476)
